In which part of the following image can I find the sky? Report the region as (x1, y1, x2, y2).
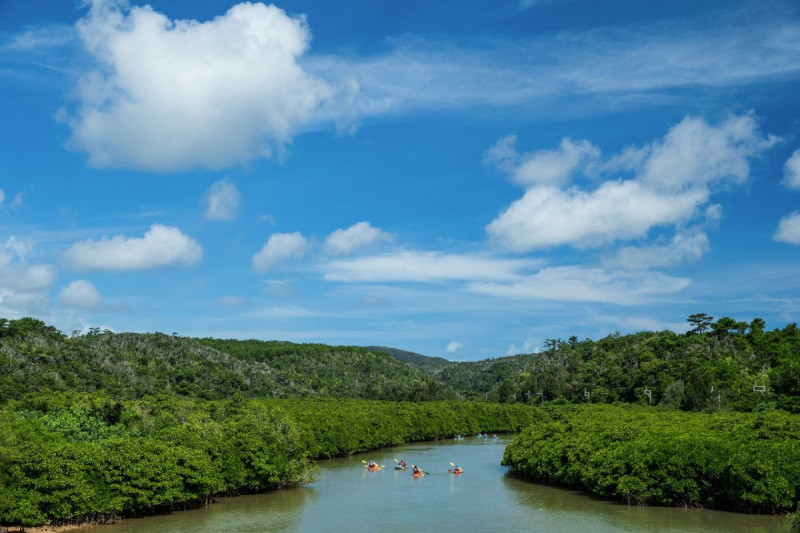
(1, 0, 800, 360)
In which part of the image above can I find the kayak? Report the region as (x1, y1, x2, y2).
(412, 472, 423, 477)
(448, 469, 463, 475)
(368, 466, 379, 471)
(395, 465, 406, 470)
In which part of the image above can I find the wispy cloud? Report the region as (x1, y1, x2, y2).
(0, 24, 75, 53)
(467, 266, 691, 306)
(606, 230, 711, 270)
(312, 3, 800, 117)
(203, 179, 240, 221)
(323, 251, 537, 283)
(0, 237, 57, 318)
(217, 295, 249, 308)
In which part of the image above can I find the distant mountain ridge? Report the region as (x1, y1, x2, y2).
(367, 345, 452, 371)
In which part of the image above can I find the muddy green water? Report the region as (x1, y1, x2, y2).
(82, 436, 790, 532)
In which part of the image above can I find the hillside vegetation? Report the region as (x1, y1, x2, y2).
(0, 318, 451, 403)
(2, 315, 799, 412)
(431, 315, 800, 413)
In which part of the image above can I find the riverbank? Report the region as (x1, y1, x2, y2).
(0, 395, 536, 528)
(2, 525, 85, 533)
(503, 404, 800, 515)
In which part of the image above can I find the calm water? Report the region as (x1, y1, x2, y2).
(83, 436, 790, 532)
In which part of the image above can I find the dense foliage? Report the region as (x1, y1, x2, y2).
(0, 319, 451, 403)
(3, 315, 800, 527)
(3, 315, 799, 413)
(434, 316, 800, 413)
(503, 404, 800, 513)
(197, 338, 451, 401)
(0, 393, 535, 527)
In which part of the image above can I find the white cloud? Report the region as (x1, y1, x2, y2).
(64, 223, 202, 271)
(637, 114, 778, 192)
(774, 211, 800, 246)
(506, 337, 537, 356)
(204, 179, 240, 221)
(467, 266, 691, 305)
(784, 149, 800, 190)
(446, 340, 464, 353)
(324, 221, 394, 255)
(606, 231, 711, 269)
(323, 251, 536, 283)
(59, 280, 102, 308)
(487, 114, 777, 252)
(486, 135, 600, 187)
(61, 0, 339, 171)
(0, 237, 57, 317)
(252, 232, 308, 273)
(488, 182, 706, 251)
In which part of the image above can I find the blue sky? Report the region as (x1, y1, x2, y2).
(1, 0, 800, 360)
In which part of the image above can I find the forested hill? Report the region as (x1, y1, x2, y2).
(0, 317, 451, 403)
(436, 316, 800, 413)
(2, 315, 799, 413)
(367, 345, 452, 371)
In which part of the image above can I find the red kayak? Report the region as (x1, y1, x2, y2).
(448, 469, 463, 475)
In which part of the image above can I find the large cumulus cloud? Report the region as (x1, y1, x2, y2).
(60, 0, 338, 171)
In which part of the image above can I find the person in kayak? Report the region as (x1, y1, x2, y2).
(412, 465, 422, 476)
(367, 460, 377, 469)
(398, 460, 407, 469)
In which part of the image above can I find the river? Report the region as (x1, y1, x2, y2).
(81, 436, 791, 532)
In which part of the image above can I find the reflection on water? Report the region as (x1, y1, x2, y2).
(502, 474, 788, 533)
(82, 487, 316, 533)
(83, 437, 791, 533)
